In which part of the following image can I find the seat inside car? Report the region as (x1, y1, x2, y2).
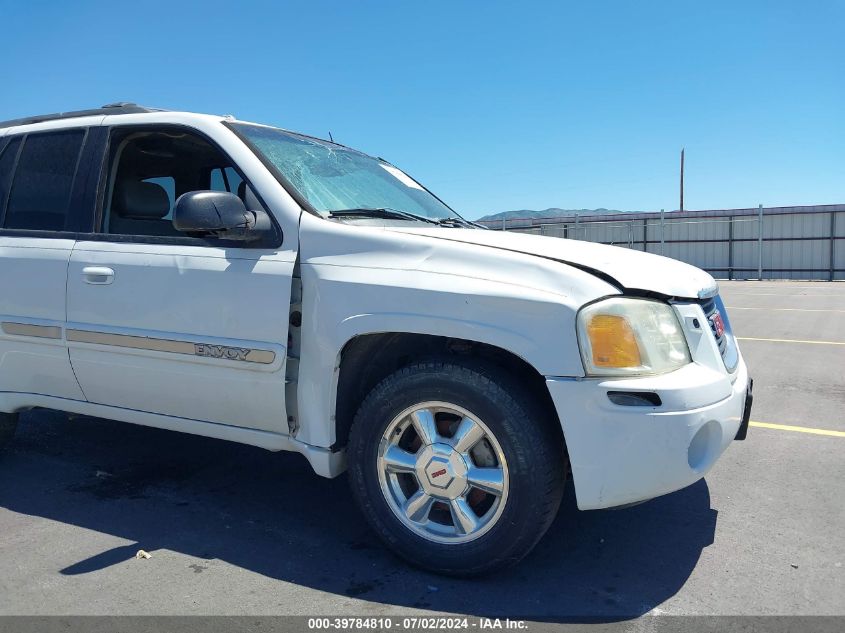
(109, 180, 180, 237)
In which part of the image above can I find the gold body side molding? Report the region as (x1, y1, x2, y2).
(1, 322, 62, 340)
(66, 329, 276, 364)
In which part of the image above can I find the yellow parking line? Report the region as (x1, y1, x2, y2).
(723, 285, 843, 290)
(727, 293, 845, 297)
(750, 421, 845, 438)
(737, 336, 845, 346)
(726, 306, 845, 313)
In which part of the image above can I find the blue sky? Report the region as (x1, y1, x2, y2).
(1, 1, 842, 219)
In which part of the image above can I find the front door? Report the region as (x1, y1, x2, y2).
(65, 125, 293, 433)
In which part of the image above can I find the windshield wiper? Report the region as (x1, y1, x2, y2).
(328, 207, 483, 228)
(328, 207, 439, 224)
(435, 217, 485, 229)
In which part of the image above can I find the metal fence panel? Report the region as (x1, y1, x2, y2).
(485, 205, 845, 281)
(834, 235, 845, 280)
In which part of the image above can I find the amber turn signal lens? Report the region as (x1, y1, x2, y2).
(586, 314, 642, 368)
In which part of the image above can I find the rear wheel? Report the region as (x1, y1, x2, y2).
(347, 360, 566, 576)
(0, 413, 18, 452)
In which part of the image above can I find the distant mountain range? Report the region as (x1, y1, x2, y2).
(476, 208, 634, 222)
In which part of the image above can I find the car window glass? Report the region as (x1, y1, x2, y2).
(232, 122, 458, 220)
(210, 168, 226, 192)
(3, 131, 84, 231)
(142, 176, 175, 220)
(210, 167, 244, 196)
(104, 129, 253, 238)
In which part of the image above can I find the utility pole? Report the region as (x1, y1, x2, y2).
(679, 148, 685, 212)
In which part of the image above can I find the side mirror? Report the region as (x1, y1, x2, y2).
(173, 191, 271, 241)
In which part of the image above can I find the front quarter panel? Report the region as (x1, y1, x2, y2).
(295, 213, 619, 448)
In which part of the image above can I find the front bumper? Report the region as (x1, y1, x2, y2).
(547, 358, 749, 510)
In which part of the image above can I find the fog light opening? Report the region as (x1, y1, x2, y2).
(688, 420, 722, 472)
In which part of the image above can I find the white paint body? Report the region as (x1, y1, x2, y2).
(0, 111, 748, 508)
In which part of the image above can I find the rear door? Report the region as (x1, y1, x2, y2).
(65, 124, 294, 433)
(0, 129, 98, 402)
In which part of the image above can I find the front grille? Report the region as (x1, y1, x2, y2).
(701, 297, 728, 357)
(700, 295, 739, 371)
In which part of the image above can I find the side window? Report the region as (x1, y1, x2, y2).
(210, 168, 226, 192)
(210, 166, 244, 196)
(2, 131, 84, 231)
(142, 176, 176, 219)
(103, 128, 255, 238)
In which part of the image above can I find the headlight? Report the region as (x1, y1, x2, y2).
(577, 297, 691, 376)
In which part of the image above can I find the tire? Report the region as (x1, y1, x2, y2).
(0, 413, 18, 452)
(347, 359, 566, 576)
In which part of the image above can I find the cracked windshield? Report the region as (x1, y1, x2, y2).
(233, 123, 461, 221)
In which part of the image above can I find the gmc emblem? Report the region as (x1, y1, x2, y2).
(430, 468, 448, 479)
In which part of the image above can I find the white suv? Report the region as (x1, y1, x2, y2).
(0, 103, 751, 575)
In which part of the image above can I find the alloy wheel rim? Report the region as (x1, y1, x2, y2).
(376, 401, 509, 544)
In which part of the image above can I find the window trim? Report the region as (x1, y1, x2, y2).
(0, 135, 24, 228)
(0, 128, 90, 235)
(90, 123, 283, 249)
(0, 229, 83, 240)
(69, 127, 106, 233)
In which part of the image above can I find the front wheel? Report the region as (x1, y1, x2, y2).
(0, 413, 18, 452)
(347, 360, 566, 576)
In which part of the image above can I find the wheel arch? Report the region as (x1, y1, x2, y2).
(332, 332, 564, 454)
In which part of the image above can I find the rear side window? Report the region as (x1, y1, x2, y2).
(3, 130, 85, 231)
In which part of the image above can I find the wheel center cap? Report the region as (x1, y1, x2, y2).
(416, 443, 468, 499)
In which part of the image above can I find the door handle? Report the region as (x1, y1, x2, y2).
(82, 266, 115, 285)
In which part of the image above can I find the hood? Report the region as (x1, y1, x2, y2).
(388, 228, 718, 300)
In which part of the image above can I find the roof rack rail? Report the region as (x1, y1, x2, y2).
(0, 103, 167, 130)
